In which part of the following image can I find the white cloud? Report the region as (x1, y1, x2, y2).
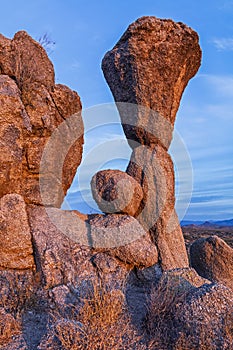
(219, 1, 233, 11)
(71, 60, 81, 70)
(212, 38, 233, 51)
(202, 74, 233, 97)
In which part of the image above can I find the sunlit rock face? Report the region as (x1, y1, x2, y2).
(0, 31, 84, 207)
(102, 16, 202, 270)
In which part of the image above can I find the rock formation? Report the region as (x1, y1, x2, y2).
(0, 31, 83, 207)
(91, 169, 143, 216)
(0, 19, 232, 350)
(102, 16, 202, 270)
(190, 235, 233, 290)
(88, 213, 158, 267)
(0, 194, 35, 269)
(143, 268, 233, 349)
(102, 17, 201, 148)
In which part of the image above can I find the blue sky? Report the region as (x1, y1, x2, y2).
(1, 0, 233, 221)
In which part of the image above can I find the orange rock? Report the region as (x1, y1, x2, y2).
(0, 194, 35, 269)
(102, 16, 201, 270)
(0, 308, 21, 347)
(190, 236, 233, 290)
(102, 16, 201, 149)
(91, 169, 143, 216)
(0, 31, 84, 207)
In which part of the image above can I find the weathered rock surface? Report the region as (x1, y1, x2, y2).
(91, 169, 143, 216)
(89, 213, 146, 249)
(102, 16, 202, 149)
(160, 267, 211, 290)
(89, 213, 158, 267)
(126, 143, 189, 270)
(146, 270, 233, 349)
(0, 31, 54, 90)
(102, 16, 201, 271)
(113, 233, 158, 267)
(190, 236, 233, 290)
(0, 270, 35, 315)
(171, 283, 233, 349)
(27, 205, 96, 289)
(0, 194, 35, 269)
(0, 31, 83, 207)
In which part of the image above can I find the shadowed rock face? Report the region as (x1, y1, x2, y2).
(0, 31, 83, 207)
(102, 16, 202, 270)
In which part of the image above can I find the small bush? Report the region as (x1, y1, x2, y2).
(0, 270, 39, 317)
(144, 273, 233, 350)
(144, 273, 189, 349)
(38, 33, 55, 55)
(48, 281, 145, 350)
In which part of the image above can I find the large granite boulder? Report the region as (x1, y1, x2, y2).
(91, 169, 143, 216)
(102, 16, 201, 149)
(190, 236, 233, 290)
(146, 270, 233, 349)
(89, 213, 158, 267)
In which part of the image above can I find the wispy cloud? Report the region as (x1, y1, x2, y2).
(175, 73, 233, 220)
(71, 60, 81, 70)
(64, 74, 233, 221)
(202, 74, 233, 95)
(219, 1, 233, 11)
(212, 38, 233, 51)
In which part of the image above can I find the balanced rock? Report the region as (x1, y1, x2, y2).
(102, 16, 201, 270)
(0, 31, 83, 207)
(91, 169, 143, 216)
(102, 16, 202, 149)
(0, 194, 35, 269)
(190, 236, 233, 290)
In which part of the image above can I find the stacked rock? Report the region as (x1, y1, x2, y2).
(94, 16, 202, 270)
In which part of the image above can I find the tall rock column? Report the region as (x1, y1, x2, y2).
(0, 31, 84, 207)
(102, 16, 201, 270)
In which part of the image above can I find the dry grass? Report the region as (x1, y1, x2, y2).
(144, 273, 233, 350)
(47, 281, 145, 350)
(144, 273, 189, 349)
(0, 270, 39, 317)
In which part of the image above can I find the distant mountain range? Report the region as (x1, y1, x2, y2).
(181, 218, 233, 227)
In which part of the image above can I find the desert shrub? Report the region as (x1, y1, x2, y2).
(144, 273, 189, 349)
(144, 273, 233, 350)
(48, 281, 145, 350)
(38, 33, 55, 55)
(0, 270, 40, 317)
